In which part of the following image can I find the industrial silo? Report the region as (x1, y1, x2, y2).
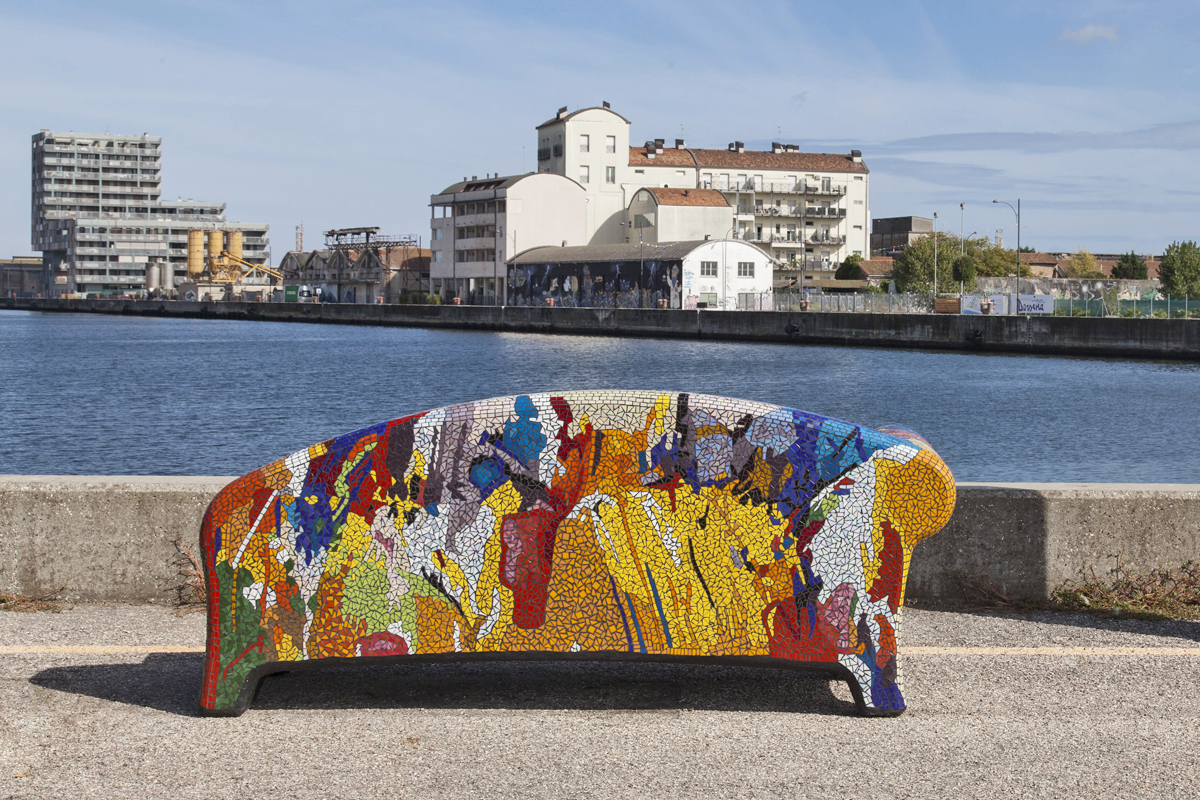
(187, 230, 205, 278)
(227, 230, 243, 262)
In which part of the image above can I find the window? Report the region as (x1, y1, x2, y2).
(701, 173, 712, 188)
(432, 228, 443, 240)
(606, 135, 616, 153)
(737, 262, 755, 278)
(699, 292, 718, 307)
(606, 166, 615, 184)
(434, 251, 443, 262)
(579, 165, 589, 183)
(580, 134, 590, 153)
(737, 174, 747, 190)
(635, 169, 645, 174)
(752, 175, 763, 190)
(717, 174, 729, 190)
(700, 261, 718, 277)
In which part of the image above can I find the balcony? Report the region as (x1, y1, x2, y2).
(804, 207, 847, 218)
(806, 236, 845, 247)
(537, 147, 552, 161)
(455, 236, 496, 250)
(711, 181, 847, 195)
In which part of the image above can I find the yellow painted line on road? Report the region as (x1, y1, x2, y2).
(907, 646, 1200, 656)
(0, 645, 1198, 656)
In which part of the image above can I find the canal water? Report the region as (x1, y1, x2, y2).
(2, 310, 1197, 482)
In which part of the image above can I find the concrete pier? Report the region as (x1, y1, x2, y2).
(1, 476, 1196, 603)
(6, 297, 1200, 360)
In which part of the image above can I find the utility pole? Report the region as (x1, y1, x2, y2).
(960, 203, 965, 257)
(933, 211, 939, 302)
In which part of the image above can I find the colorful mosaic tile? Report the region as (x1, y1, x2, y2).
(199, 391, 955, 716)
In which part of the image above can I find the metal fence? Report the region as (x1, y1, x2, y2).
(1054, 296, 1200, 318)
(772, 291, 933, 314)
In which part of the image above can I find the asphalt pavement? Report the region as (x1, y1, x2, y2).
(1, 603, 1197, 799)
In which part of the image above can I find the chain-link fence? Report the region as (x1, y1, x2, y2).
(1055, 296, 1200, 318)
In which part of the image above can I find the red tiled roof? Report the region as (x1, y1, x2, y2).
(689, 149, 868, 174)
(641, 188, 729, 207)
(628, 146, 698, 167)
(863, 257, 893, 276)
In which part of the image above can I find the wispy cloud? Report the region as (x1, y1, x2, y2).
(1060, 24, 1118, 43)
(879, 121, 1200, 154)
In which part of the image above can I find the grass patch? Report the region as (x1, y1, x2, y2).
(958, 558, 1200, 621)
(0, 587, 66, 613)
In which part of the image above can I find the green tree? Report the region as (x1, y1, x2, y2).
(835, 253, 866, 281)
(1111, 251, 1148, 280)
(951, 254, 977, 290)
(1062, 248, 1105, 279)
(1158, 241, 1200, 296)
(892, 233, 963, 294)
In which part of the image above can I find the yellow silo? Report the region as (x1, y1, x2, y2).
(208, 230, 225, 270)
(187, 230, 205, 277)
(227, 230, 243, 262)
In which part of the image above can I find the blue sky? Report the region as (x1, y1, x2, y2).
(2, 0, 1199, 258)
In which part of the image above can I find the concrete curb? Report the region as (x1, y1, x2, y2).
(1, 476, 1197, 602)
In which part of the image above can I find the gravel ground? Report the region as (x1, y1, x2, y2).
(1, 604, 1197, 799)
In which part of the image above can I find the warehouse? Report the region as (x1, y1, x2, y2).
(507, 239, 773, 310)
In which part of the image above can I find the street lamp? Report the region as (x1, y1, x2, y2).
(993, 199, 1020, 312)
(960, 202, 965, 257)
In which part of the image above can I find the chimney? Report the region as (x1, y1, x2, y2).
(654, 138, 665, 149)
(557, 105, 568, 119)
(728, 142, 736, 151)
(851, 149, 863, 163)
(675, 138, 685, 148)
(602, 100, 611, 109)
(644, 140, 657, 158)
(736, 141, 744, 153)
(472, 175, 477, 180)
(772, 142, 782, 153)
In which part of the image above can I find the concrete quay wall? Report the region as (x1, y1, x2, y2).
(6, 297, 1200, 359)
(1, 476, 1196, 604)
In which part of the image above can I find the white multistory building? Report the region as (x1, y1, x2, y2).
(31, 130, 269, 297)
(535, 103, 869, 269)
(428, 172, 586, 304)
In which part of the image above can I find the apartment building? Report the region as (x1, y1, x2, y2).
(535, 104, 869, 269)
(428, 172, 585, 303)
(31, 130, 268, 297)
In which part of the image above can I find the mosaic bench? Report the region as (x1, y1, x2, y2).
(199, 391, 955, 717)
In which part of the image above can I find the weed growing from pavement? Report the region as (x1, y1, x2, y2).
(0, 588, 66, 613)
(958, 559, 1200, 621)
(174, 536, 207, 615)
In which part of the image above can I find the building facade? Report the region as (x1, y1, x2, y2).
(508, 239, 773, 310)
(429, 172, 586, 303)
(31, 130, 268, 297)
(1, 256, 44, 297)
(870, 216, 933, 255)
(535, 104, 869, 269)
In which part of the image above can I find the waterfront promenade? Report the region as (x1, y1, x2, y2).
(2, 603, 1196, 798)
(7, 296, 1200, 360)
